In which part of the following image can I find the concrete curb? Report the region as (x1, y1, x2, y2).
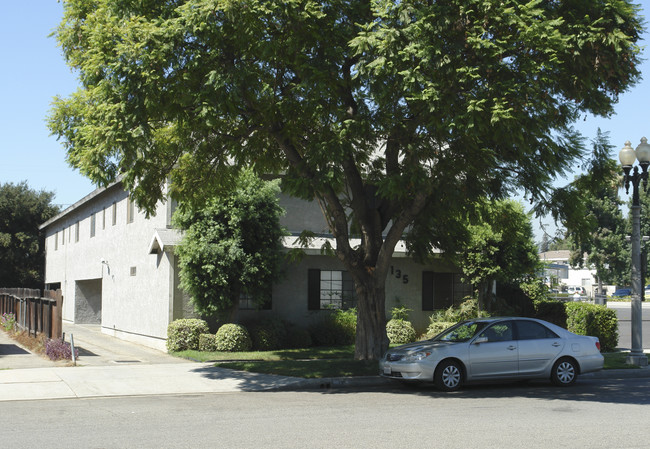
(274, 367, 650, 391)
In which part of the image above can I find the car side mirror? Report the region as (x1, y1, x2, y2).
(474, 336, 488, 344)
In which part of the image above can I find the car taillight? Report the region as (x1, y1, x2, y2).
(596, 341, 601, 352)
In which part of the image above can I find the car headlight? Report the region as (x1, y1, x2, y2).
(401, 351, 431, 362)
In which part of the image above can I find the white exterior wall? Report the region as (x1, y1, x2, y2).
(42, 182, 467, 348)
(42, 182, 179, 351)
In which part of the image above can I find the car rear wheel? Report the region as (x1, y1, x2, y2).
(551, 358, 578, 386)
(435, 360, 463, 391)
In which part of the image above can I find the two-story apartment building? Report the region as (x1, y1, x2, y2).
(40, 179, 469, 351)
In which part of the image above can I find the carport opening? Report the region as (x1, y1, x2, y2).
(74, 279, 102, 324)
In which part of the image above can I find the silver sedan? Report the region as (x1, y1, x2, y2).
(379, 317, 604, 391)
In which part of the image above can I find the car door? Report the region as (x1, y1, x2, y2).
(468, 321, 518, 379)
(514, 319, 565, 376)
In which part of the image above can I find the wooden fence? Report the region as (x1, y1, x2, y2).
(0, 288, 63, 339)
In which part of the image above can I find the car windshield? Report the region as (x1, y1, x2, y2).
(432, 321, 488, 343)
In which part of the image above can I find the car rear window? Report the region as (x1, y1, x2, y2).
(516, 320, 559, 340)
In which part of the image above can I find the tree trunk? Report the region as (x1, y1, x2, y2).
(351, 270, 389, 360)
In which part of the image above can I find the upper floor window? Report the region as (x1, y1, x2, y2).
(90, 213, 96, 238)
(74, 221, 80, 242)
(112, 202, 117, 226)
(127, 197, 135, 224)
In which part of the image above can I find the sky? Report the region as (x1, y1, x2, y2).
(2, 1, 650, 237)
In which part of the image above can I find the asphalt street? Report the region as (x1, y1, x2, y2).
(4, 377, 650, 449)
(607, 301, 650, 350)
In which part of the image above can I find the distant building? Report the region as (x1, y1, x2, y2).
(539, 250, 598, 296)
(40, 179, 469, 351)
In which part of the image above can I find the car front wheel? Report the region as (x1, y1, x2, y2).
(435, 359, 463, 391)
(551, 358, 578, 386)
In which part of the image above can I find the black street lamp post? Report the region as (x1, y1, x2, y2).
(619, 139, 650, 366)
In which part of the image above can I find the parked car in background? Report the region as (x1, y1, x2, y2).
(380, 317, 603, 391)
(567, 286, 586, 295)
(611, 288, 632, 298)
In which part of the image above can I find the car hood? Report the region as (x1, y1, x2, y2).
(387, 340, 456, 355)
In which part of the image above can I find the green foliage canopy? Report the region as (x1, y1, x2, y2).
(566, 130, 629, 286)
(0, 182, 59, 288)
(173, 171, 285, 319)
(455, 199, 540, 292)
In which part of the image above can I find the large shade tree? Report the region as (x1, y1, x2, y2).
(0, 182, 59, 288)
(565, 130, 629, 290)
(49, 0, 643, 359)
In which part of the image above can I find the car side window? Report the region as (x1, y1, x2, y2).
(478, 322, 514, 342)
(515, 320, 559, 340)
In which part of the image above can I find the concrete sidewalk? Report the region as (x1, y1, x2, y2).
(0, 324, 321, 401)
(0, 363, 322, 401)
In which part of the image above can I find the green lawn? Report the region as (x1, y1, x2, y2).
(173, 345, 378, 377)
(602, 351, 642, 370)
(173, 346, 637, 378)
(174, 345, 356, 362)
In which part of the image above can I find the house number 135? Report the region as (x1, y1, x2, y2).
(390, 266, 409, 284)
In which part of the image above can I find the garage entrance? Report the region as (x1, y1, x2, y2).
(74, 279, 102, 324)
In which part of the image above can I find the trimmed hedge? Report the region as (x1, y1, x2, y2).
(310, 308, 357, 346)
(248, 317, 287, 351)
(167, 319, 209, 352)
(533, 300, 567, 328)
(285, 324, 312, 349)
(565, 302, 618, 352)
(199, 333, 218, 352)
(215, 323, 253, 352)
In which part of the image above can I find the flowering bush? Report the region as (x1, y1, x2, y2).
(1, 313, 17, 332)
(45, 338, 79, 361)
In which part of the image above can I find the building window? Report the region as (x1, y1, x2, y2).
(102, 208, 106, 230)
(75, 222, 80, 242)
(90, 213, 96, 238)
(61, 228, 65, 246)
(452, 273, 473, 301)
(308, 269, 355, 310)
(422, 271, 472, 311)
(130, 266, 137, 276)
(112, 202, 117, 226)
(126, 197, 135, 224)
(239, 292, 272, 310)
(54, 232, 58, 251)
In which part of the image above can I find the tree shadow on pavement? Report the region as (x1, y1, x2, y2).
(191, 363, 650, 406)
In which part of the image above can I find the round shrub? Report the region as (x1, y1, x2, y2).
(215, 323, 252, 352)
(166, 319, 209, 352)
(199, 333, 218, 352)
(249, 317, 288, 351)
(386, 319, 416, 344)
